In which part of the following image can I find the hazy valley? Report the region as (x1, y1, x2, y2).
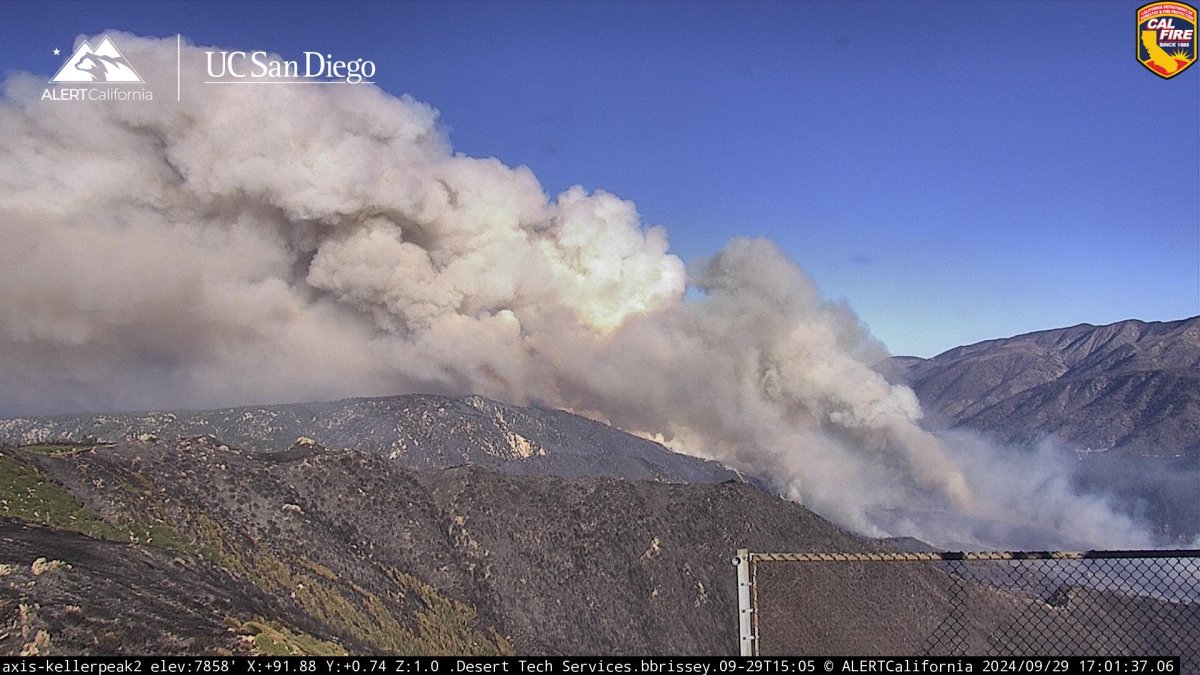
(881, 317, 1200, 542)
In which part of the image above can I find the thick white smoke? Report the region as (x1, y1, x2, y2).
(0, 33, 1157, 549)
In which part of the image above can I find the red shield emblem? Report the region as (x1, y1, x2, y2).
(1137, 2, 1197, 78)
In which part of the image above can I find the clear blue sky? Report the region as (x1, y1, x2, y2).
(2, 0, 1197, 357)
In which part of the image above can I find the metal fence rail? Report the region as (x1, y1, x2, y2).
(735, 548, 1200, 667)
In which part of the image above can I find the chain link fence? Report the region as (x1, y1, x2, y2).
(735, 549, 1200, 669)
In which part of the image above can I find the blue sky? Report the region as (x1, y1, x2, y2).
(2, 0, 1197, 357)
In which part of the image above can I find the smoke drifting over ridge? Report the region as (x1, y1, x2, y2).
(0, 34, 1157, 549)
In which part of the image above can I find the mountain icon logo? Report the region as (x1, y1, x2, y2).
(50, 36, 144, 83)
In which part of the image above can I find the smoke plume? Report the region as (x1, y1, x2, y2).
(0, 33, 1157, 549)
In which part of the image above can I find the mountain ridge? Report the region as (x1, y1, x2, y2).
(881, 317, 1200, 456)
(0, 393, 739, 487)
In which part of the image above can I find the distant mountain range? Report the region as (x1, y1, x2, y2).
(880, 317, 1200, 542)
(881, 317, 1199, 457)
(0, 394, 737, 486)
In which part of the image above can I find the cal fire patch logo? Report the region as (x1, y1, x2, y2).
(1137, 2, 1197, 78)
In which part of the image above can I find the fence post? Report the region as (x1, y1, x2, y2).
(736, 548, 755, 656)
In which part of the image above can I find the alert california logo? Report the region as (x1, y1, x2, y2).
(43, 35, 153, 102)
(1137, 1, 1197, 78)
